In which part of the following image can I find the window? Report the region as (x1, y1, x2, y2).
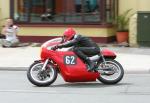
(106, 0, 118, 23)
(11, 0, 118, 24)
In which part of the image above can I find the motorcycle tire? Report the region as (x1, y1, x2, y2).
(97, 59, 124, 84)
(27, 61, 58, 87)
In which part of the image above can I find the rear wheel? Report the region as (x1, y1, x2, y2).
(97, 59, 124, 84)
(27, 61, 57, 86)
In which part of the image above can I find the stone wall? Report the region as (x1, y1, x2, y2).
(129, 14, 138, 47)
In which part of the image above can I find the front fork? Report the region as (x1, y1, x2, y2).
(41, 59, 49, 71)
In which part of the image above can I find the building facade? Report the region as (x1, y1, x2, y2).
(0, 0, 150, 44)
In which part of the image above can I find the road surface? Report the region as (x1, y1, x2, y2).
(0, 71, 150, 103)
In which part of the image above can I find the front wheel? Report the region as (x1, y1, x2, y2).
(27, 61, 57, 86)
(97, 59, 124, 84)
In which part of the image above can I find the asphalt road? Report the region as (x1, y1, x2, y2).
(0, 71, 150, 103)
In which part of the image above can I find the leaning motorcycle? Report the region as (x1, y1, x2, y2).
(27, 38, 124, 86)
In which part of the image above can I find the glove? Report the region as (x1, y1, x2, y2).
(51, 45, 58, 50)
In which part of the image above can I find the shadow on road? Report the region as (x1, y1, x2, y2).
(48, 82, 132, 88)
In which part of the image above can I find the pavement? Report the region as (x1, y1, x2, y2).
(0, 45, 150, 73)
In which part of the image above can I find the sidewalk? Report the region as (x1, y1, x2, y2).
(0, 46, 150, 73)
(105, 47, 150, 73)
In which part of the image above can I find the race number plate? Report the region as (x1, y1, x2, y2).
(64, 55, 77, 65)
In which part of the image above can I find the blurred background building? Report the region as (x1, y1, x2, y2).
(0, 0, 150, 46)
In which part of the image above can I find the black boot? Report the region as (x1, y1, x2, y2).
(86, 58, 95, 72)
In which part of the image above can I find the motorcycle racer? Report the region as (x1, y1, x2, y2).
(52, 28, 100, 71)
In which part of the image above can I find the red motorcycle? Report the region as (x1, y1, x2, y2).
(27, 38, 124, 86)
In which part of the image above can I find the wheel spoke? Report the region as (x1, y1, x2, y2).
(27, 61, 58, 86)
(98, 60, 123, 81)
(30, 63, 55, 83)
